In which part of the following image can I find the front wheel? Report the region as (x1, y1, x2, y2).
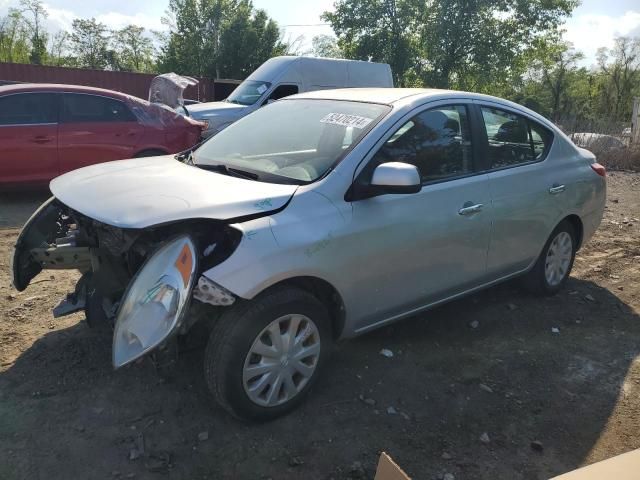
(204, 286, 331, 421)
(523, 220, 577, 295)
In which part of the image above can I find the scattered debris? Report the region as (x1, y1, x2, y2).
(441, 452, 452, 460)
(379, 348, 394, 358)
(197, 431, 209, 442)
(469, 320, 479, 329)
(387, 406, 398, 415)
(358, 395, 376, 406)
(288, 456, 304, 467)
(443, 473, 455, 480)
(530, 440, 544, 452)
(479, 383, 493, 394)
(129, 448, 142, 461)
(507, 303, 518, 311)
(584, 294, 596, 302)
(144, 452, 172, 473)
(129, 433, 145, 461)
(400, 412, 411, 421)
(551, 327, 560, 334)
(348, 461, 366, 479)
(479, 432, 490, 444)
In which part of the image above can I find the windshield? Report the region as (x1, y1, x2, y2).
(193, 99, 390, 183)
(226, 80, 271, 106)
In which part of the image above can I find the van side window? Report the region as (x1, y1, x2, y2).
(370, 105, 473, 183)
(268, 85, 299, 101)
(481, 107, 552, 169)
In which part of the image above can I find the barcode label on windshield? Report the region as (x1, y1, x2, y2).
(320, 113, 373, 129)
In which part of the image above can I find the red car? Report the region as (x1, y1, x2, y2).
(0, 83, 205, 187)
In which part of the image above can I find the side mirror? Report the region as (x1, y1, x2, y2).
(349, 162, 421, 200)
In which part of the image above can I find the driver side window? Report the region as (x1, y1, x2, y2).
(370, 105, 473, 183)
(268, 84, 299, 102)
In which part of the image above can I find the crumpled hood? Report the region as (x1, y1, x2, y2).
(187, 101, 246, 120)
(50, 156, 297, 229)
(186, 101, 247, 136)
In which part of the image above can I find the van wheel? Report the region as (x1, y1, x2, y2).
(204, 286, 331, 421)
(523, 221, 577, 295)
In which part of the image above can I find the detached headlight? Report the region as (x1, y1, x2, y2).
(113, 235, 197, 368)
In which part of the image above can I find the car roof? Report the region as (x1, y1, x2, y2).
(0, 83, 135, 101)
(289, 87, 560, 131)
(291, 88, 448, 104)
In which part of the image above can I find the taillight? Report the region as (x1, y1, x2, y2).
(591, 162, 606, 177)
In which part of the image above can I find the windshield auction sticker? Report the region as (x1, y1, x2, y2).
(320, 113, 373, 129)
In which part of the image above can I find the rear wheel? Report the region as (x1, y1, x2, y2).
(204, 286, 331, 421)
(523, 221, 576, 295)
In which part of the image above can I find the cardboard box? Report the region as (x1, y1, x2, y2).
(375, 449, 640, 480)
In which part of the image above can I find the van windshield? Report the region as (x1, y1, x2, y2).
(194, 99, 390, 184)
(226, 80, 271, 106)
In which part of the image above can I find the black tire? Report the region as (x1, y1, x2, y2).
(523, 220, 577, 295)
(204, 286, 332, 421)
(134, 149, 167, 158)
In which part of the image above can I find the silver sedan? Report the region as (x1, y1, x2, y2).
(13, 88, 606, 420)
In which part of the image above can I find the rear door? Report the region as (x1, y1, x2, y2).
(474, 103, 558, 278)
(58, 93, 145, 174)
(0, 92, 59, 185)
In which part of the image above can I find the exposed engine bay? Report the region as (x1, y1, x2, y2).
(12, 197, 242, 367)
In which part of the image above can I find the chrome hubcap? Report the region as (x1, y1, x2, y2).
(243, 314, 320, 407)
(545, 231, 573, 286)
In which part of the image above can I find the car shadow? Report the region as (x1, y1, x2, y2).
(1, 277, 638, 480)
(0, 189, 51, 228)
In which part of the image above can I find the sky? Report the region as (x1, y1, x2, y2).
(1, 0, 639, 67)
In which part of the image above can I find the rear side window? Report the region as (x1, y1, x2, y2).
(62, 94, 136, 123)
(481, 107, 552, 169)
(372, 105, 473, 183)
(0, 93, 58, 125)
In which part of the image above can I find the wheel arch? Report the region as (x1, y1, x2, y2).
(563, 214, 584, 250)
(257, 276, 346, 341)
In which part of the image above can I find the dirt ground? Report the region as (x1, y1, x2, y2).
(1, 173, 639, 480)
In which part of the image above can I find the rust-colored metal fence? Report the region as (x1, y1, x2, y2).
(0, 63, 240, 102)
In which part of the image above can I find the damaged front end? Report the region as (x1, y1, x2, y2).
(12, 197, 241, 368)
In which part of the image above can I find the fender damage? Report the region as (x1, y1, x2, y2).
(11, 197, 252, 367)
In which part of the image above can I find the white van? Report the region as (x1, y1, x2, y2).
(182, 56, 393, 138)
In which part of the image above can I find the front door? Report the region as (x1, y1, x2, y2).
(345, 103, 492, 331)
(0, 92, 59, 185)
(58, 93, 145, 174)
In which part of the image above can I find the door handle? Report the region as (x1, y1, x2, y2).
(31, 136, 53, 144)
(549, 184, 566, 195)
(458, 203, 484, 216)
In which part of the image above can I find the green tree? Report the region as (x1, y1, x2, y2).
(322, 0, 421, 86)
(0, 9, 31, 63)
(113, 25, 155, 72)
(47, 30, 72, 66)
(528, 38, 585, 121)
(324, 0, 578, 89)
(596, 36, 640, 120)
(159, 0, 283, 79)
(311, 34, 342, 58)
(70, 18, 111, 69)
(21, 0, 48, 64)
(217, 4, 284, 78)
